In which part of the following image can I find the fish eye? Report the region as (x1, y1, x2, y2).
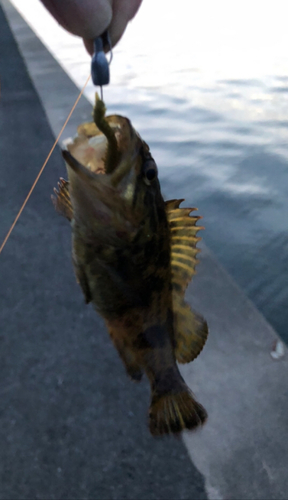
(146, 168, 157, 181)
(143, 161, 158, 184)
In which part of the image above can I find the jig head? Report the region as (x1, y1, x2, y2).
(91, 31, 112, 99)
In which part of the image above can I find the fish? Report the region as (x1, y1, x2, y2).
(52, 94, 208, 436)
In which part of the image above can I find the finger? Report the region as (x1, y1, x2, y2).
(40, 0, 113, 39)
(83, 0, 142, 55)
(108, 0, 143, 47)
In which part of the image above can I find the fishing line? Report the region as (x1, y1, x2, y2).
(0, 74, 91, 256)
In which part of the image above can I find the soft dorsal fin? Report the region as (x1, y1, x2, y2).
(52, 178, 73, 221)
(173, 297, 208, 363)
(165, 199, 203, 296)
(165, 199, 208, 363)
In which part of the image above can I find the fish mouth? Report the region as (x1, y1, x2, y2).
(63, 108, 140, 190)
(62, 124, 139, 199)
(62, 122, 142, 229)
(62, 147, 135, 192)
(62, 147, 135, 223)
(61, 95, 146, 228)
(64, 95, 140, 180)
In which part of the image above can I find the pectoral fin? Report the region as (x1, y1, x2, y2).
(52, 178, 73, 221)
(173, 296, 208, 363)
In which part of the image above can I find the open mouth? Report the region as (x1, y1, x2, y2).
(60, 96, 142, 227)
(66, 95, 138, 174)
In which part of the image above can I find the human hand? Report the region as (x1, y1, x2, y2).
(40, 0, 142, 54)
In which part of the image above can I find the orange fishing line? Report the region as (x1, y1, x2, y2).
(0, 75, 91, 255)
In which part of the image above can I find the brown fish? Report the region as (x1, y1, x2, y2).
(52, 95, 208, 435)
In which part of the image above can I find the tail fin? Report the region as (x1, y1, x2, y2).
(149, 373, 207, 436)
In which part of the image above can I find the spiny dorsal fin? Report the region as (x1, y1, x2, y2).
(165, 199, 204, 296)
(173, 296, 208, 363)
(52, 178, 73, 221)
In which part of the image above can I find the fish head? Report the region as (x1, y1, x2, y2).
(63, 96, 166, 243)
